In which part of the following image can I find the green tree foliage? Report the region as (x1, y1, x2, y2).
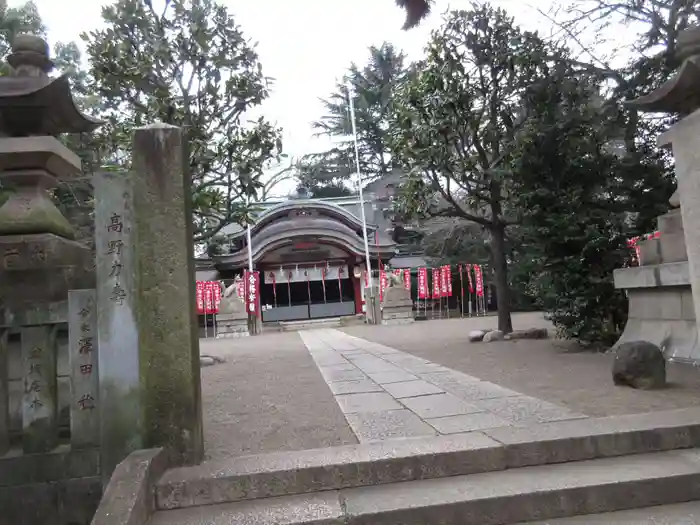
(82, 0, 282, 241)
(511, 71, 674, 345)
(389, 5, 560, 333)
(293, 153, 353, 199)
(312, 43, 407, 186)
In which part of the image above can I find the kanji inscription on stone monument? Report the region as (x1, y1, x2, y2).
(68, 288, 99, 448)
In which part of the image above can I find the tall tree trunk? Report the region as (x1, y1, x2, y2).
(490, 224, 512, 333)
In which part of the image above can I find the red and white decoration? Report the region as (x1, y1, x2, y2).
(473, 265, 484, 297)
(196, 281, 222, 314)
(418, 268, 428, 299)
(627, 231, 661, 265)
(244, 270, 260, 316)
(466, 264, 474, 293)
(379, 270, 388, 301)
(432, 268, 441, 299)
(403, 269, 411, 290)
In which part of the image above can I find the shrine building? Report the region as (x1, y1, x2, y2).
(195, 174, 430, 323)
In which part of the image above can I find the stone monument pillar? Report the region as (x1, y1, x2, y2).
(622, 26, 700, 360)
(94, 124, 203, 480)
(0, 35, 100, 453)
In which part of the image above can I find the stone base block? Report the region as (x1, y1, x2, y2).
(615, 285, 699, 364)
(659, 233, 688, 263)
(216, 331, 249, 339)
(657, 209, 683, 234)
(0, 234, 92, 306)
(382, 317, 415, 326)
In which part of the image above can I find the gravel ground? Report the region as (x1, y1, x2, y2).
(199, 332, 357, 460)
(341, 313, 700, 418)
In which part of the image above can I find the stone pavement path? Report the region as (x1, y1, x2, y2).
(299, 329, 588, 442)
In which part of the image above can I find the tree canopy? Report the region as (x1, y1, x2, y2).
(82, 0, 282, 241)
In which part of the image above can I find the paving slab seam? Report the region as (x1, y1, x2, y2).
(299, 329, 588, 442)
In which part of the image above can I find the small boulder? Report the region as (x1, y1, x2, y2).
(509, 328, 549, 340)
(483, 330, 505, 343)
(200, 354, 226, 367)
(612, 341, 666, 390)
(469, 330, 486, 342)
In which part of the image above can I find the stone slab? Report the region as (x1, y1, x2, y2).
(328, 379, 383, 395)
(0, 136, 81, 179)
(151, 492, 345, 525)
(0, 328, 8, 454)
(381, 380, 444, 399)
(399, 393, 483, 419)
(319, 367, 367, 383)
(156, 433, 504, 509)
(335, 392, 402, 414)
(366, 370, 418, 384)
(350, 359, 401, 374)
(345, 409, 437, 441)
(341, 449, 700, 525)
(427, 412, 513, 434)
(91, 448, 170, 525)
(482, 406, 700, 468)
(433, 378, 521, 401)
(521, 501, 700, 523)
(474, 395, 587, 426)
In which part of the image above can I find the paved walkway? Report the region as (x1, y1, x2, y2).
(299, 329, 588, 442)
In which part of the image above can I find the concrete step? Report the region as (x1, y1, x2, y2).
(148, 448, 700, 525)
(156, 408, 700, 510)
(520, 501, 700, 523)
(279, 318, 343, 331)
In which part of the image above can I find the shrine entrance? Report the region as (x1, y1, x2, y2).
(258, 242, 360, 323)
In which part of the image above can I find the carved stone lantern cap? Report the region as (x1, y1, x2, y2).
(627, 25, 700, 115)
(0, 33, 102, 137)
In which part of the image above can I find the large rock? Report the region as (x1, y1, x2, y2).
(508, 328, 549, 340)
(483, 330, 504, 343)
(468, 330, 486, 342)
(612, 341, 666, 390)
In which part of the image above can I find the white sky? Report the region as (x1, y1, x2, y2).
(11, 0, 634, 195)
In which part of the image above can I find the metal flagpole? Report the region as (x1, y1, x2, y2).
(347, 82, 374, 296)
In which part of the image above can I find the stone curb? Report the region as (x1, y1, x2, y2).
(150, 448, 700, 525)
(155, 407, 700, 510)
(91, 448, 169, 525)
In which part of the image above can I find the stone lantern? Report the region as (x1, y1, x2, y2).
(0, 34, 101, 312)
(612, 26, 700, 363)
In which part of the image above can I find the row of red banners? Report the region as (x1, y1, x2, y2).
(415, 264, 484, 299)
(373, 264, 485, 301)
(196, 281, 222, 314)
(196, 271, 261, 317)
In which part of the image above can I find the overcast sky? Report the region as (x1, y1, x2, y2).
(15, 0, 565, 154)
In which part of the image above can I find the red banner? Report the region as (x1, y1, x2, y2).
(458, 264, 464, 300)
(379, 270, 388, 301)
(466, 264, 474, 293)
(446, 266, 452, 297)
(432, 268, 441, 299)
(196, 281, 204, 313)
(244, 270, 260, 316)
(440, 266, 448, 296)
(196, 281, 221, 314)
(418, 268, 428, 299)
(403, 269, 411, 290)
(213, 282, 222, 310)
(237, 278, 245, 300)
(474, 265, 484, 297)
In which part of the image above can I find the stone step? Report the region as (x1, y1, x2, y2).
(520, 501, 700, 523)
(148, 448, 700, 525)
(156, 407, 700, 510)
